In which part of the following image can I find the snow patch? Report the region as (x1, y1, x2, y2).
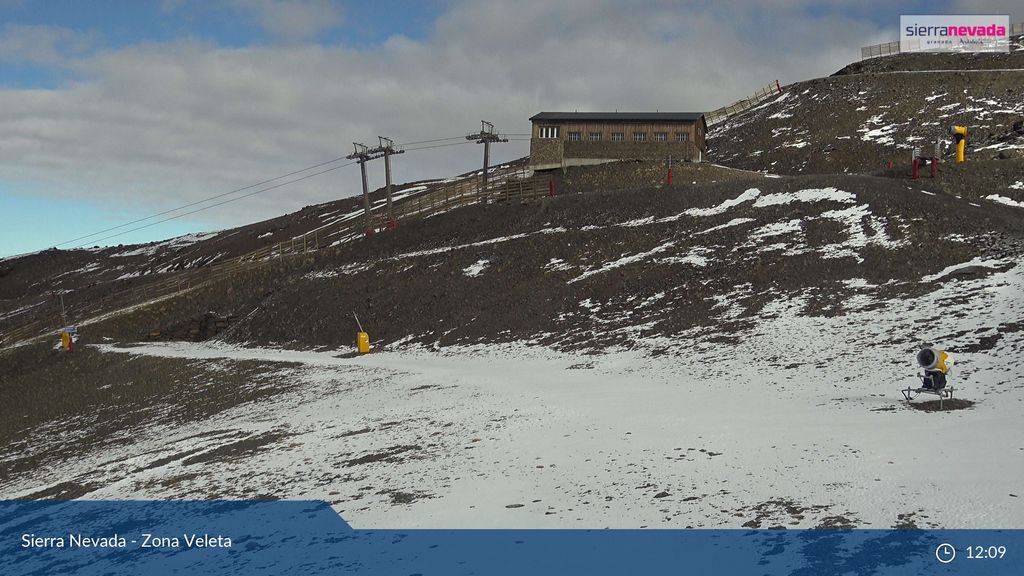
(570, 241, 675, 283)
(699, 218, 755, 234)
(684, 188, 761, 217)
(752, 188, 855, 207)
(545, 258, 573, 272)
(921, 258, 1009, 282)
(463, 259, 490, 277)
(305, 262, 373, 279)
(656, 246, 714, 267)
(112, 231, 219, 258)
(748, 219, 803, 242)
(985, 194, 1024, 208)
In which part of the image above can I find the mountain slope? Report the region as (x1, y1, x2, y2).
(709, 40, 1024, 176)
(3, 46, 1024, 531)
(67, 171, 1023, 353)
(2, 175, 1022, 528)
(0, 163, 526, 338)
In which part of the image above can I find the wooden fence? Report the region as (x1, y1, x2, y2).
(705, 81, 784, 126)
(0, 166, 551, 348)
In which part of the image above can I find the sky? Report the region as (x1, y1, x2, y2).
(1, 0, 1021, 257)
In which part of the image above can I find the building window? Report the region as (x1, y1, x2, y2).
(539, 126, 560, 139)
(567, 131, 582, 141)
(611, 132, 624, 141)
(633, 132, 647, 142)
(654, 132, 668, 142)
(589, 132, 602, 141)
(675, 132, 690, 142)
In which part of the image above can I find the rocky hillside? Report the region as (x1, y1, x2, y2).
(4, 165, 1024, 531)
(60, 169, 1024, 354)
(0, 163, 527, 338)
(708, 35, 1024, 176)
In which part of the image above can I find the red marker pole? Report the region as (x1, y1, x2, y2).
(912, 158, 919, 179)
(930, 158, 937, 178)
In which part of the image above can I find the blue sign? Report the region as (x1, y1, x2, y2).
(1, 500, 1021, 575)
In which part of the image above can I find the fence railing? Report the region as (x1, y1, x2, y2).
(862, 22, 1024, 60)
(0, 166, 552, 348)
(705, 81, 783, 126)
(861, 41, 901, 60)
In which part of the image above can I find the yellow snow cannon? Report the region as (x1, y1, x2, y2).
(916, 347, 951, 389)
(902, 347, 957, 404)
(949, 125, 967, 163)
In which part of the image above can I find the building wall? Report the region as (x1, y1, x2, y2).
(531, 121, 700, 143)
(530, 138, 563, 167)
(563, 140, 697, 162)
(530, 119, 706, 169)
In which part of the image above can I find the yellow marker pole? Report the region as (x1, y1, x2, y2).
(353, 311, 370, 354)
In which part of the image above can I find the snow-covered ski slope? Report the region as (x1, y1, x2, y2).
(3, 182, 1022, 530)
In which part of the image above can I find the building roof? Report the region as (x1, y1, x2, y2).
(529, 112, 705, 122)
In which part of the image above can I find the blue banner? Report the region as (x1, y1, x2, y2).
(1, 500, 1020, 575)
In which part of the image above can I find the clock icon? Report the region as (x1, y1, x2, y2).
(936, 543, 956, 564)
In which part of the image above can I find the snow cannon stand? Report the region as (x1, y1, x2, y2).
(901, 383, 956, 405)
(901, 347, 956, 408)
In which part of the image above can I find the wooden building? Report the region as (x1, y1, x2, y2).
(529, 112, 707, 170)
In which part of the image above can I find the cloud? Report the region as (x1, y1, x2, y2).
(228, 0, 343, 41)
(161, 0, 343, 41)
(0, 1, 903, 245)
(949, 1, 1023, 22)
(0, 24, 102, 67)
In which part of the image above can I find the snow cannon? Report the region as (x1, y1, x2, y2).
(902, 347, 957, 404)
(916, 346, 951, 392)
(949, 125, 967, 163)
(917, 347, 949, 373)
